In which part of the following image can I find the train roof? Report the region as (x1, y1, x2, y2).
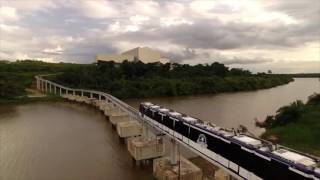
(182, 116, 198, 123)
(168, 112, 182, 117)
(233, 135, 262, 147)
(273, 149, 317, 167)
(140, 102, 319, 170)
(159, 108, 169, 112)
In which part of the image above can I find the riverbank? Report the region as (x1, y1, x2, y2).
(1, 60, 294, 101)
(0, 95, 63, 105)
(52, 61, 294, 99)
(260, 93, 320, 157)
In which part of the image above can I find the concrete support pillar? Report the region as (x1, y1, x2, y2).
(45, 81, 48, 92)
(73, 91, 75, 95)
(49, 83, 52, 93)
(228, 175, 237, 180)
(81, 91, 84, 97)
(99, 94, 101, 100)
(170, 139, 178, 165)
(54, 86, 57, 94)
(142, 123, 149, 138)
(41, 80, 44, 91)
(36, 79, 39, 90)
(38, 79, 40, 90)
(90, 93, 93, 98)
(59, 87, 62, 95)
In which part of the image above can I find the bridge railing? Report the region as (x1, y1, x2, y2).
(35, 75, 142, 121)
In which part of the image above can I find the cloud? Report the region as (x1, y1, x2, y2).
(76, 1, 119, 19)
(43, 45, 64, 55)
(159, 48, 274, 66)
(0, 23, 23, 33)
(0, 0, 319, 73)
(223, 57, 274, 65)
(1, 0, 57, 12)
(159, 48, 208, 62)
(0, 6, 19, 22)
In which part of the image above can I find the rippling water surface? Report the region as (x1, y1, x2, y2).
(0, 103, 151, 180)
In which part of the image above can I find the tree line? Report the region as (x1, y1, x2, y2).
(0, 60, 85, 99)
(0, 60, 293, 100)
(53, 60, 293, 99)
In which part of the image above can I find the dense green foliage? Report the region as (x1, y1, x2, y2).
(261, 94, 320, 156)
(53, 61, 293, 99)
(0, 60, 293, 100)
(287, 73, 320, 78)
(0, 60, 85, 100)
(261, 100, 305, 128)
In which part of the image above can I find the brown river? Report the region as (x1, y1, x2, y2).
(0, 78, 319, 180)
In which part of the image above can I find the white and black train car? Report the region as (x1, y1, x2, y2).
(139, 102, 320, 180)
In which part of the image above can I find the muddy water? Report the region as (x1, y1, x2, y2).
(0, 102, 151, 180)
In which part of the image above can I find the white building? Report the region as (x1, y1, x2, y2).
(96, 47, 168, 64)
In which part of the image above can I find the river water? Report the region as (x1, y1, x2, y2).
(0, 103, 152, 180)
(126, 78, 320, 135)
(0, 78, 319, 180)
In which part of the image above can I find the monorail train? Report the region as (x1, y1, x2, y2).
(139, 102, 320, 180)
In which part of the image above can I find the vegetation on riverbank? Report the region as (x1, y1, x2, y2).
(259, 93, 320, 156)
(0, 60, 85, 101)
(0, 60, 293, 101)
(53, 61, 293, 99)
(287, 73, 320, 78)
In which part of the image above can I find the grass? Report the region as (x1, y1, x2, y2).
(262, 104, 320, 157)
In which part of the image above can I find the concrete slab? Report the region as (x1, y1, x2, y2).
(98, 102, 110, 111)
(86, 98, 96, 105)
(128, 137, 165, 161)
(116, 120, 142, 138)
(109, 113, 129, 126)
(104, 105, 120, 116)
(92, 100, 105, 107)
(62, 94, 78, 101)
(75, 96, 89, 103)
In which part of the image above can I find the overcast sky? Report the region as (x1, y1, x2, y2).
(0, 0, 319, 73)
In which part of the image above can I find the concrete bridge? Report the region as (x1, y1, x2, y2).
(35, 75, 319, 180)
